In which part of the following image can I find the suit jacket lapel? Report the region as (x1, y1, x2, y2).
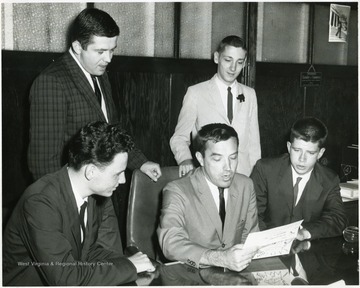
(302, 165, 323, 208)
(191, 168, 223, 239)
(63, 52, 107, 121)
(222, 182, 238, 240)
(233, 82, 244, 122)
(208, 76, 229, 124)
(278, 160, 294, 213)
(59, 166, 82, 259)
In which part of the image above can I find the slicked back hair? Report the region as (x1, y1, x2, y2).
(195, 123, 239, 157)
(70, 8, 119, 50)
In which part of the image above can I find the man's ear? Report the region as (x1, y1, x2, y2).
(317, 148, 326, 160)
(213, 51, 219, 64)
(72, 40, 82, 55)
(286, 141, 291, 154)
(84, 164, 97, 181)
(195, 151, 204, 167)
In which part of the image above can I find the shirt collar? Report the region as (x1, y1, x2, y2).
(69, 48, 92, 82)
(291, 166, 313, 183)
(67, 166, 88, 211)
(203, 174, 229, 197)
(215, 74, 237, 91)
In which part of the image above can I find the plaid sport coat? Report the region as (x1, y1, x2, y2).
(28, 51, 147, 180)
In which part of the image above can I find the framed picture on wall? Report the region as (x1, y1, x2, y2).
(328, 4, 351, 43)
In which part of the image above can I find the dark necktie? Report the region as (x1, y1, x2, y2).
(79, 201, 87, 244)
(293, 177, 302, 207)
(218, 187, 226, 230)
(91, 75, 102, 105)
(227, 87, 233, 123)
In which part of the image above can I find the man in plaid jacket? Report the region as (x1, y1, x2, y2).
(28, 8, 161, 182)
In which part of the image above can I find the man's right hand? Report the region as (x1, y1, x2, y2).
(222, 244, 258, 272)
(200, 244, 258, 272)
(179, 159, 194, 177)
(128, 251, 155, 273)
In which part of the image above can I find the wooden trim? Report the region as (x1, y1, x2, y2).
(173, 2, 181, 59)
(255, 62, 358, 78)
(2, 50, 217, 74)
(247, 2, 258, 88)
(308, 3, 315, 64)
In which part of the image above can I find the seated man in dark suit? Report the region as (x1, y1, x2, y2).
(250, 117, 347, 240)
(158, 123, 259, 272)
(3, 121, 155, 286)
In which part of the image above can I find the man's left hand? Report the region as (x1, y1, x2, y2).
(296, 228, 311, 241)
(140, 161, 162, 182)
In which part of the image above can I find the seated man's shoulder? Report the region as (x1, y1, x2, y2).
(35, 53, 70, 80)
(26, 170, 67, 202)
(233, 173, 254, 187)
(239, 83, 256, 95)
(188, 79, 212, 91)
(255, 154, 288, 168)
(164, 174, 191, 191)
(315, 162, 340, 183)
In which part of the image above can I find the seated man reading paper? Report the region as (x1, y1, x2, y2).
(157, 123, 259, 272)
(250, 117, 348, 240)
(3, 121, 155, 286)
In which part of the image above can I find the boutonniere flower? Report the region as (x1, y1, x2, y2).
(237, 94, 245, 103)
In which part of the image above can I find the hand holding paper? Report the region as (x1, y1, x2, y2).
(243, 220, 303, 259)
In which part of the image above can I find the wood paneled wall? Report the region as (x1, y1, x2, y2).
(256, 62, 358, 175)
(2, 50, 358, 223)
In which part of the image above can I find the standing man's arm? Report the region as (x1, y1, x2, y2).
(28, 74, 66, 180)
(170, 88, 198, 177)
(127, 149, 162, 182)
(102, 73, 161, 181)
(250, 161, 268, 230)
(247, 89, 261, 173)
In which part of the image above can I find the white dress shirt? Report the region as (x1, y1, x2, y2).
(215, 74, 238, 118)
(291, 167, 312, 205)
(204, 176, 228, 212)
(72, 188, 88, 243)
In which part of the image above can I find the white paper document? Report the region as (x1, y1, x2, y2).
(243, 220, 303, 259)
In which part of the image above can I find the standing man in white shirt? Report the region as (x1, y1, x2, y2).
(170, 35, 261, 177)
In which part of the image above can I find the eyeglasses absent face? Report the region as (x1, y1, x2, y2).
(196, 137, 238, 188)
(287, 138, 325, 175)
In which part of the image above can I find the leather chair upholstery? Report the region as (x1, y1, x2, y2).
(126, 166, 180, 263)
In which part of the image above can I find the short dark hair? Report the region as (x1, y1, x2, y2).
(195, 123, 239, 156)
(68, 121, 134, 170)
(290, 117, 328, 148)
(216, 35, 247, 54)
(70, 8, 120, 50)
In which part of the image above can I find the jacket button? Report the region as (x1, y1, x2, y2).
(222, 243, 225, 248)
